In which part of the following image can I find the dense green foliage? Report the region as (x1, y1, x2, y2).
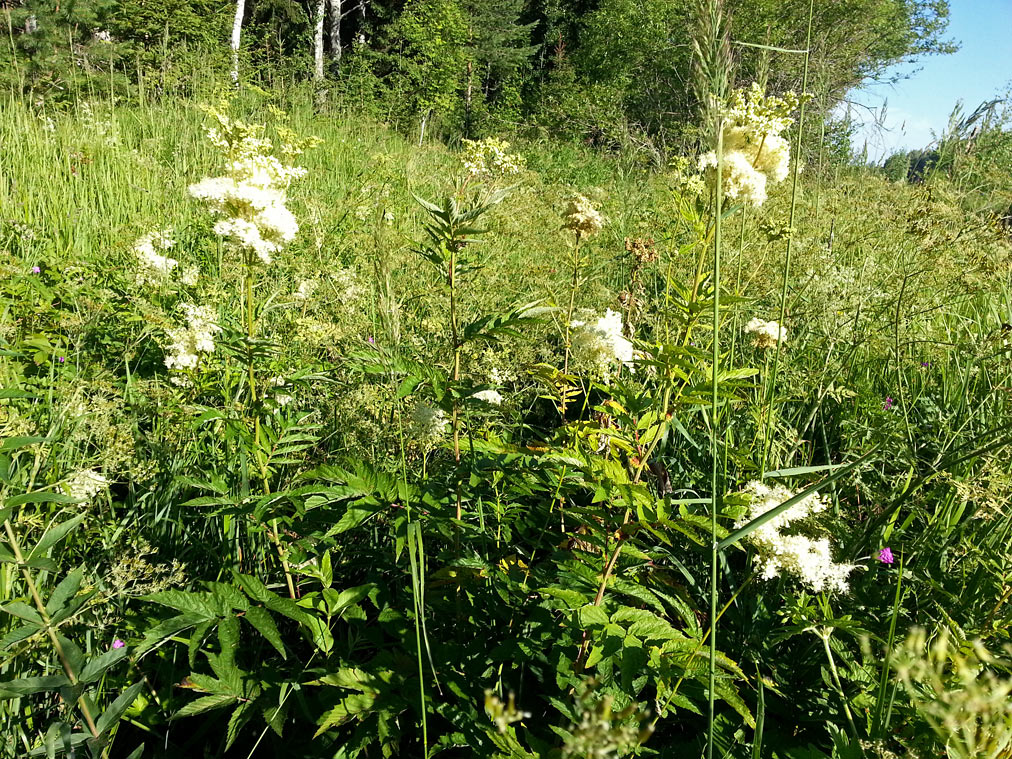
(2, 72, 1012, 758)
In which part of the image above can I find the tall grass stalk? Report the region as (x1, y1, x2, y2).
(760, 0, 815, 476)
(707, 125, 723, 759)
(690, 0, 731, 752)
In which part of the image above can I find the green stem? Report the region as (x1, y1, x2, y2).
(3, 519, 103, 745)
(449, 244, 462, 525)
(561, 232, 582, 420)
(818, 628, 862, 746)
(706, 111, 724, 759)
(760, 0, 814, 477)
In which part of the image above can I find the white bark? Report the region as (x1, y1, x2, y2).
(313, 0, 326, 79)
(329, 0, 342, 63)
(230, 0, 245, 82)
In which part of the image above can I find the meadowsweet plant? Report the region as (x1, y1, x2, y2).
(744, 316, 787, 349)
(133, 229, 178, 281)
(569, 308, 635, 377)
(461, 137, 526, 181)
(61, 468, 111, 503)
(698, 83, 800, 207)
(557, 193, 605, 415)
(188, 110, 308, 264)
(162, 303, 221, 378)
(736, 481, 857, 592)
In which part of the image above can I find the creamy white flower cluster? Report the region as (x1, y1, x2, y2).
(562, 195, 604, 237)
(63, 469, 110, 503)
(461, 137, 526, 179)
(189, 115, 306, 264)
(164, 304, 221, 374)
(738, 481, 856, 593)
(409, 404, 448, 446)
(134, 230, 178, 279)
(698, 83, 799, 206)
(571, 309, 634, 375)
(471, 389, 503, 406)
(745, 317, 787, 349)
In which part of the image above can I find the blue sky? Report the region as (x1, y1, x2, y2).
(844, 0, 1012, 161)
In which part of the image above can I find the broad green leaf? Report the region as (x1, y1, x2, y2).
(30, 514, 88, 557)
(0, 436, 51, 451)
(6, 492, 77, 508)
(80, 648, 128, 684)
(0, 675, 72, 699)
(172, 693, 236, 719)
(243, 606, 286, 659)
(45, 567, 85, 615)
(0, 622, 42, 650)
(2, 601, 43, 624)
(95, 682, 144, 735)
(577, 604, 610, 629)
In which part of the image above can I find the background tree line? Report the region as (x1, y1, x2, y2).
(2, 0, 954, 153)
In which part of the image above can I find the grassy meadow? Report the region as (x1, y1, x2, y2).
(2, 85, 1012, 759)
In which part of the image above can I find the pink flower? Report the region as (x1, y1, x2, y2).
(112, 638, 125, 649)
(882, 397, 893, 411)
(876, 547, 894, 565)
(32, 266, 41, 274)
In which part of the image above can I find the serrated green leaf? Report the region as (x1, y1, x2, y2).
(172, 693, 237, 719)
(218, 615, 240, 668)
(577, 604, 610, 629)
(243, 606, 286, 659)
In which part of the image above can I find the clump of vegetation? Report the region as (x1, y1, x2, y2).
(2, 0, 1012, 757)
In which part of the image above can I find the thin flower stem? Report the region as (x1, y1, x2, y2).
(818, 627, 862, 746)
(761, 0, 814, 477)
(449, 243, 463, 525)
(561, 231, 582, 420)
(707, 107, 724, 759)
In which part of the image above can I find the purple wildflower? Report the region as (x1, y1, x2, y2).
(367, 336, 375, 344)
(882, 396, 893, 411)
(112, 638, 125, 649)
(57, 356, 65, 364)
(877, 547, 895, 565)
(32, 266, 41, 274)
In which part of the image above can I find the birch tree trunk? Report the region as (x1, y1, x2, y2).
(313, 0, 326, 79)
(230, 0, 245, 83)
(329, 0, 342, 64)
